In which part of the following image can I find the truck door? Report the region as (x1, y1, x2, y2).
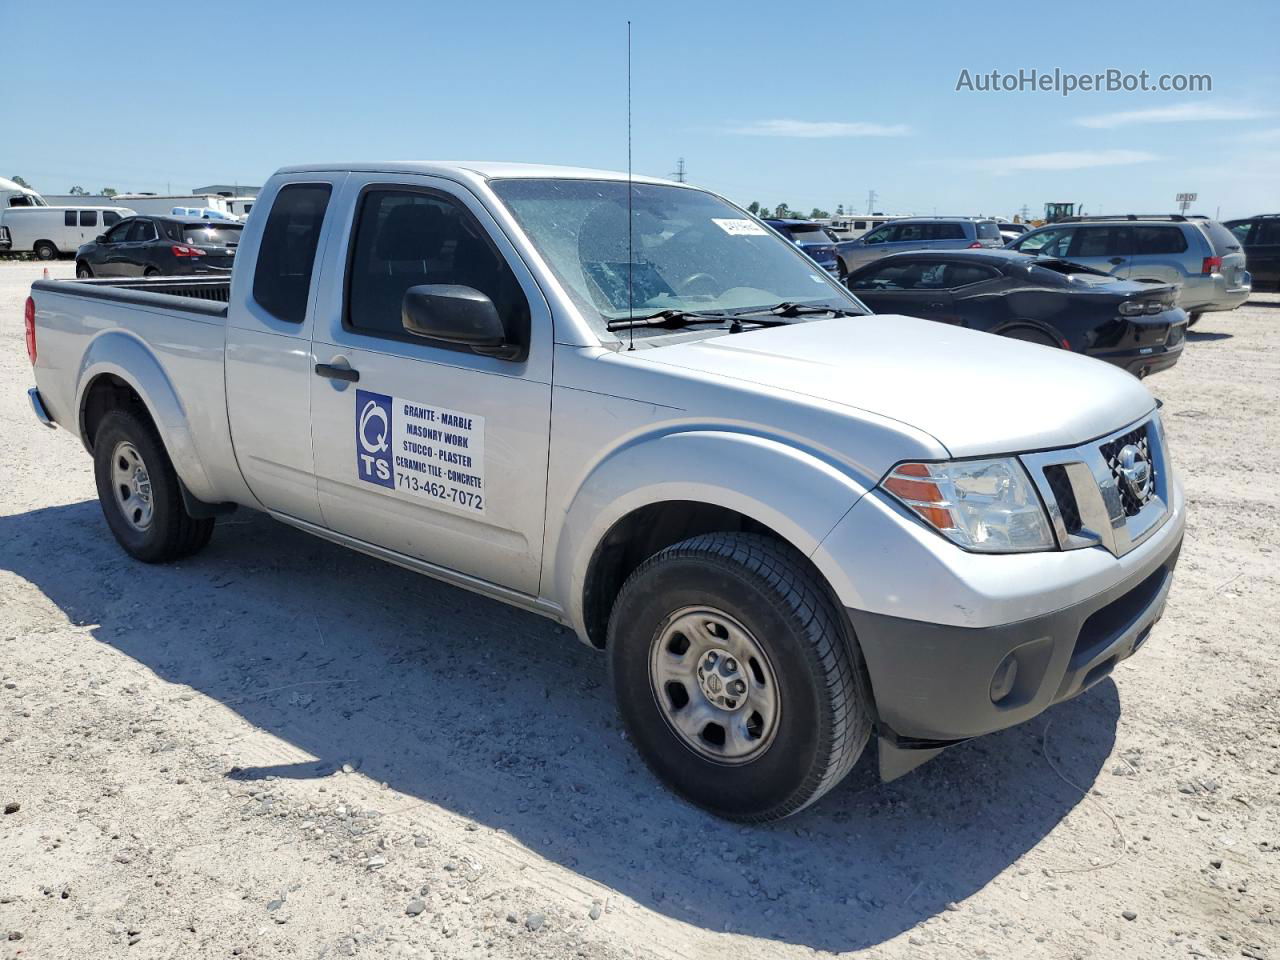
(308, 176, 553, 596)
(224, 176, 344, 526)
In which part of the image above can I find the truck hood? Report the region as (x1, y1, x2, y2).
(639, 315, 1157, 457)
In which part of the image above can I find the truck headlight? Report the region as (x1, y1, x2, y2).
(880, 458, 1055, 553)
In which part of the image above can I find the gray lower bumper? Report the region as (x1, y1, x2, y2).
(849, 531, 1183, 781)
(28, 387, 55, 428)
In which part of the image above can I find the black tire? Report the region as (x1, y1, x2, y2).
(76, 261, 93, 279)
(144, 267, 160, 277)
(93, 408, 215, 563)
(33, 241, 56, 261)
(1000, 325, 1060, 348)
(608, 533, 872, 822)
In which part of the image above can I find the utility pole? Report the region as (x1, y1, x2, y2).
(670, 158, 686, 183)
(865, 189, 877, 215)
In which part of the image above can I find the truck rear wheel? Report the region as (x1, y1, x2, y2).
(93, 409, 215, 563)
(608, 533, 871, 821)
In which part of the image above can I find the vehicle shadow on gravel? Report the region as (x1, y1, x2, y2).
(1185, 330, 1233, 343)
(1, 502, 1121, 953)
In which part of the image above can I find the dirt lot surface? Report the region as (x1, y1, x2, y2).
(1, 259, 1277, 960)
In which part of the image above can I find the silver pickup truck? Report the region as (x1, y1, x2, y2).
(25, 162, 1185, 822)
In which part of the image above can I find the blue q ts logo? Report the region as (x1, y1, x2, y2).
(355, 389, 394, 489)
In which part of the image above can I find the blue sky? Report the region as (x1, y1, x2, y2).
(8, 0, 1279, 219)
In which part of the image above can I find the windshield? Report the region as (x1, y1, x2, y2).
(490, 179, 865, 341)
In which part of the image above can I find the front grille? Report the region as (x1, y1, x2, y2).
(1100, 425, 1155, 517)
(1042, 464, 1082, 534)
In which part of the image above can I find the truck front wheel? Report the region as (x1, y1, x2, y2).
(93, 409, 215, 563)
(608, 533, 872, 821)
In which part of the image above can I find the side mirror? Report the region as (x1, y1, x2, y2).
(401, 285, 523, 361)
(96, 234, 107, 243)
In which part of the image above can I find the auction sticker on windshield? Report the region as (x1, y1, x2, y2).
(712, 218, 768, 237)
(354, 389, 485, 514)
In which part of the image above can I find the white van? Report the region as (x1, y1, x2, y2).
(0, 206, 135, 259)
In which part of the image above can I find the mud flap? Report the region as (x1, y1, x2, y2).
(878, 735, 948, 782)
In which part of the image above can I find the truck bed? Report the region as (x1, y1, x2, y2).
(32, 276, 230, 317)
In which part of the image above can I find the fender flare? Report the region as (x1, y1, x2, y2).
(993, 318, 1068, 349)
(551, 429, 874, 641)
(74, 329, 217, 501)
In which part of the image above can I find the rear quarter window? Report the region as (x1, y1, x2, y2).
(252, 183, 333, 324)
(975, 221, 1002, 240)
(1132, 226, 1188, 255)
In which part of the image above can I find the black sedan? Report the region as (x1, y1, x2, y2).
(75, 216, 242, 279)
(846, 249, 1188, 377)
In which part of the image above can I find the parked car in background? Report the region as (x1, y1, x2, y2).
(0, 205, 134, 260)
(846, 249, 1187, 378)
(1223, 214, 1280, 290)
(1007, 215, 1250, 325)
(75, 216, 242, 278)
(762, 218, 841, 275)
(835, 216, 1004, 277)
(998, 221, 1031, 244)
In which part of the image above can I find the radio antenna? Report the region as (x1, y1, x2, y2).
(626, 20, 635, 352)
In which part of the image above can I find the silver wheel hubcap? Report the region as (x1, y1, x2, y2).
(648, 606, 780, 764)
(110, 441, 154, 531)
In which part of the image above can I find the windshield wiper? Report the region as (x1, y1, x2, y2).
(737, 302, 863, 319)
(605, 309, 736, 331)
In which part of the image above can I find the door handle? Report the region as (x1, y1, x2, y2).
(315, 362, 360, 383)
(1109, 257, 1125, 265)
(928, 302, 946, 309)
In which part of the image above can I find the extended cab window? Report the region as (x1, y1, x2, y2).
(345, 188, 529, 344)
(253, 183, 332, 324)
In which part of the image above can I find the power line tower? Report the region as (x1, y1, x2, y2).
(670, 158, 687, 183)
(1018, 204, 1031, 222)
(865, 189, 878, 214)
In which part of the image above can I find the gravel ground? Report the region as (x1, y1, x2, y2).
(1, 260, 1277, 960)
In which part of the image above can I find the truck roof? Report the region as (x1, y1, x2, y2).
(274, 161, 684, 186)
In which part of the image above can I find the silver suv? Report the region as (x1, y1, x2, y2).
(836, 217, 1004, 276)
(1008, 215, 1251, 324)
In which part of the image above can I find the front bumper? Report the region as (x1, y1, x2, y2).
(850, 528, 1181, 779)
